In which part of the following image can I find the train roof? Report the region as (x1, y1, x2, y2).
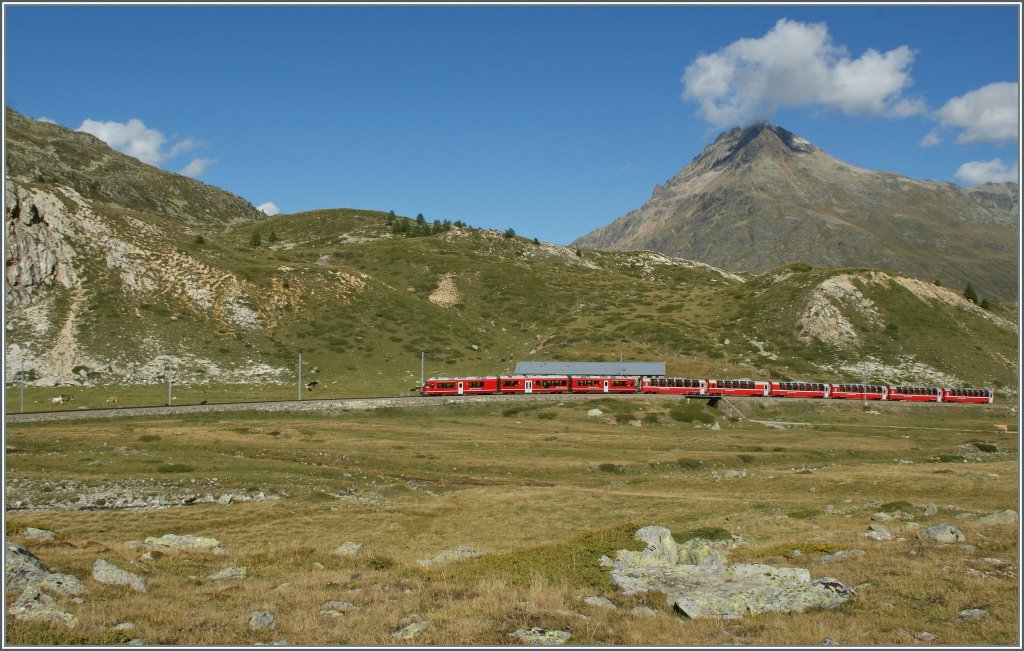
(514, 361, 665, 376)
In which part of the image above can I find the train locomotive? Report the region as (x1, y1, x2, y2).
(420, 374, 993, 404)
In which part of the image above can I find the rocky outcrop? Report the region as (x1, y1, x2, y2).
(5, 543, 84, 628)
(416, 545, 485, 567)
(600, 526, 855, 619)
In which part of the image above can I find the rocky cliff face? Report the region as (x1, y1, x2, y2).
(573, 123, 1019, 301)
(4, 110, 283, 386)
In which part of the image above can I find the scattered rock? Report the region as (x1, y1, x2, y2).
(977, 509, 1017, 525)
(630, 606, 657, 617)
(923, 503, 938, 516)
(820, 549, 865, 564)
(393, 621, 428, 640)
(320, 600, 358, 618)
(248, 611, 277, 630)
(917, 524, 965, 544)
(144, 533, 220, 551)
(982, 557, 1007, 567)
(23, 527, 55, 541)
(723, 469, 747, 479)
(862, 526, 895, 541)
(332, 541, 364, 557)
(512, 627, 572, 646)
(957, 608, 989, 620)
(601, 525, 855, 620)
(416, 545, 484, 567)
(914, 631, 937, 641)
(821, 637, 838, 646)
(114, 622, 137, 631)
(587, 409, 603, 418)
(582, 596, 616, 609)
(8, 584, 78, 628)
(206, 566, 246, 581)
(93, 559, 146, 592)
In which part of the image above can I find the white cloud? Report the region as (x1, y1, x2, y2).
(682, 18, 924, 127)
(179, 157, 215, 178)
(76, 117, 210, 171)
(256, 202, 280, 216)
(953, 159, 1019, 185)
(168, 138, 200, 158)
(934, 82, 1019, 144)
(36, 116, 57, 124)
(78, 118, 168, 165)
(919, 130, 943, 148)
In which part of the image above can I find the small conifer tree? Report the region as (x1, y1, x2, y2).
(249, 230, 261, 247)
(963, 282, 978, 304)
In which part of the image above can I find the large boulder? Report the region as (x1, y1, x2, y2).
(601, 526, 855, 620)
(917, 524, 965, 544)
(977, 509, 1017, 525)
(93, 559, 146, 592)
(5, 542, 49, 592)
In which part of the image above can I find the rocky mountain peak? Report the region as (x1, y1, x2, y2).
(686, 122, 819, 177)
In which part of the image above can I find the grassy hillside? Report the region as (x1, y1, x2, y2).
(6, 205, 1017, 412)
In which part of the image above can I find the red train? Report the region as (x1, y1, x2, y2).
(420, 375, 638, 396)
(420, 374, 994, 404)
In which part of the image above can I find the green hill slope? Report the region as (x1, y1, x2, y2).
(4, 112, 1018, 403)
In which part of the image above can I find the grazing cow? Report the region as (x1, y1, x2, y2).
(994, 423, 1008, 432)
(49, 396, 64, 405)
(200, 400, 208, 405)
(305, 380, 319, 391)
(105, 395, 119, 404)
(60, 394, 74, 403)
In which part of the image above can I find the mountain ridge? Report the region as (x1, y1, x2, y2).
(572, 122, 1019, 301)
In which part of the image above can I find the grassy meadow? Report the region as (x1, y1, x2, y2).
(4, 396, 1019, 646)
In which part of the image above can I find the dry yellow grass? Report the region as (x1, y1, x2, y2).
(4, 397, 1019, 645)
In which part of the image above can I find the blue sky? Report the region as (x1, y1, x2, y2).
(4, 3, 1020, 245)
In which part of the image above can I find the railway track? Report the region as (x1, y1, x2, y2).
(4, 392, 664, 424)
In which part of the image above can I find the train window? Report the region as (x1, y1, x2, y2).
(502, 380, 519, 387)
(612, 380, 628, 387)
(438, 382, 455, 389)
(469, 381, 484, 388)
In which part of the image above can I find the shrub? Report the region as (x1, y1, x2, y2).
(879, 500, 914, 512)
(249, 230, 262, 247)
(969, 441, 998, 453)
(675, 527, 733, 543)
(537, 411, 556, 420)
(676, 458, 702, 470)
(788, 509, 819, 520)
(598, 463, 625, 474)
(669, 403, 715, 424)
(737, 454, 756, 464)
(642, 413, 660, 425)
(137, 435, 161, 443)
(156, 464, 194, 473)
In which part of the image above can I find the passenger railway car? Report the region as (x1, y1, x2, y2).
(642, 377, 707, 396)
(570, 376, 638, 393)
(498, 376, 570, 394)
(829, 384, 888, 400)
(769, 381, 830, 399)
(942, 388, 994, 404)
(888, 386, 942, 402)
(706, 379, 770, 397)
(420, 376, 499, 396)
